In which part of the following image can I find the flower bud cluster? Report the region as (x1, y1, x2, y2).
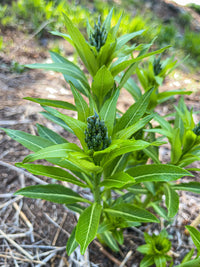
(89, 16, 107, 52)
(153, 56, 162, 76)
(85, 112, 111, 151)
(193, 122, 200, 136)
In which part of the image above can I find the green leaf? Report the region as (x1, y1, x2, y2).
(164, 184, 179, 218)
(149, 202, 168, 220)
(154, 113, 173, 132)
(66, 227, 79, 256)
(70, 83, 89, 123)
(1, 128, 53, 152)
(76, 203, 102, 254)
(126, 164, 192, 184)
(158, 90, 192, 102)
(181, 249, 195, 264)
(103, 7, 113, 32)
(16, 163, 87, 188)
(100, 89, 119, 136)
(116, 76, 141, 101)
(140, 255, 155, 267)
(100, 231, 119, 252)
(113, 88, 153, 133)
(171, 182, 200, 194)
(25, 62, 90, 96)
(24, 97, 77, 111)
(96, 34, 116, 67)
(14, 184, 91, 204)
(50, 51, 90, 96)
(23, 143, 82, 163)
(66, 203, 85, 214)
(144, 128, 172, 139)
(113, 229, 124, 245)
(100, 140, 150, 168)
(171, 128, 182, 164)
(186, 226, 200, 251)
(40, 112, 74, 134)
(91, 66, 114, 106)
(100, 172, 135, 189)
(177, 257, 200, 267)
(137, 244, 153, 254)
(63, 13, 98, 76)
(116, 30, 144, 50)
(117, 62, 139, 90)
(36, 124, 68, 144)
(114, 114, 154, 139)
(104, 203, 159, 223)
(154, 255, 167, 267)
(50, 31, 73, 45)
(42, 106, 87, 149)
(143, 147, 160, 164)
(67, 153, 103, 174)
(110, 46, 170, 77)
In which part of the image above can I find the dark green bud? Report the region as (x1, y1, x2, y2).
(89, 15, 108, 52)
(193, 122, 200, 136)
(153, 55, 162, 76)
(85, 112, 111, 151)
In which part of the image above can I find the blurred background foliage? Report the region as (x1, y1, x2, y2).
(0, 0, 200, 69)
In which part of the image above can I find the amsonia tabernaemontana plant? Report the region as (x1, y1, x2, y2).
(2, 9, 200, 264)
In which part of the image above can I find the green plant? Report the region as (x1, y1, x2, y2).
(10, 61, 26, 74)
(120, 54, 192, 111)
(2, 9, 200, 262)
(137, 229, 172, 267)
(182, 30, 200, 63)
(157, 23, 177, 46)
(176, 226, 200, 267)
(188, 3, 200, 15)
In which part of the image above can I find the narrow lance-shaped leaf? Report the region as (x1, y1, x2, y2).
(25, 62, 90, 95)
(101, 140, 151, 168)
(164, 184, 179, 218)
(91, 66, 114, 107)
(185, 226, 200, 252)
(110, 45, 171, 77)
(50, 51, 90, 96)
(23, 143, 82, 163)
(40, 111, 74, 134)
(66, 227, 79, 256)
(100, 89, 119, 137)
(100, 172, 135, 189)
(42, 106, 87, 149)
(115, 30, 144, 50)
(176, 257, 200, 267)
(14, 184, 91, 204)
(36, 124, 68, 144)
(126, 164, 193, 184)
(140, 255, 154, 267)
(24, 97, 77, 111)
(154, 255, 167, 267)
(104, 203, 159, 223)
(171, 128, 182, 164)
(63, 13, 98, 76)
(171, 182, 200, 194)
(16, 163, 87, 188)
(76, 203, 102, 254)
(114, 114, 154, 139)
(113, 88, 153, 134)
(100, 231, 119, 252)
(70, 83, 90, 123)
(1, 128, 53, 152)
(67, 153, 103, 174)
